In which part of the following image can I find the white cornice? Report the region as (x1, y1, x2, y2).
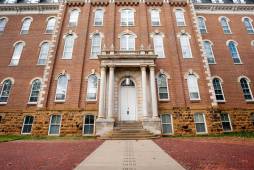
(0, 3, 60, 15)
(194, 3, 254, 15)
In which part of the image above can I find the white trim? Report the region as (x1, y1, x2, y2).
(212, 77, 226, 102)
(54, 74, 69, 102)
(160, 114, 174, 135)
(194, 112, 208, 134)
(48, 114, 62, 136)
(21, 115, 34, 135)
(156, 73, 170, 101)
(82, 114, 95, 136)
(220, 112, 233, 132)
(86, 74, 99, 101)
(27, 78, 42, 104)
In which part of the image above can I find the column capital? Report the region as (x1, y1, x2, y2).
(140, 64, 147, 71)
(108, 64, 115, 69)
(149, 64, 156, 70)
(100, 65, 106, 70)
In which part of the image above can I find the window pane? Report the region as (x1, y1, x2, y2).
(84, 115, 95, 135)
(21, 18, 32, 34)
(0, 79, 12, 103)
(69, 10, 79, 26)
(46, 18, 56, 33)
(94, 9, 103, 26)
(161, 114, 171, 123)
(162, 124, 172, 134)
(55, 75, 68, 101)
(84, 125, 94, 134)
(180, 35, 192, 58)
(22, 125, 32, 134)
(49, 125, 60, 134)
(0, 18, 7, 32)
(175, 10, 185, 26)
(196, 123, 206, 133)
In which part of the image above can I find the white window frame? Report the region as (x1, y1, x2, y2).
(211, 0, 224, 3)
(220, 113, 233, 132)
(69, 9, 80, 27)
(160, 114, 174, 135)
(55, 75, 68, 102)
(187, 74, 201, 101)
(21, 115, 34, 135)
(86, 74, 98, 101)
(45, 17, 56, 34)
(175, 9, 186, 26)
(180, 34, 192, 59)
(82, 115, 95, 136)
(153, 34, 165, 58)
(90, 33, 102, 58)
(194, 113, 208, 134)
(197, 16, 207, 34)
(94, 9, 104, 26)
(20, 18, 32, 35)
(240, 78, 254, 101)
(120, 9, 135, 26)
(28, 79, 41, 104)
(220, 17, 232, 34)
(157, 74, 170, 101)
(0, 79, 12, 104)
(120, 34, 135, 51)
(203, 40, 216, 64)
(48, 114, 62, 136)
(62, 34, 75, 59)
(37, 42, 50, 65)
(9, 42, 24, 66)
(227, 41, 242, 64)
(212, 78, 225, 102)
(243, 17, 254, 34)
(150, 9, 161, 26)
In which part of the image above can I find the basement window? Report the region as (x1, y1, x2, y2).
(220, 113, 233, 132)
(21, 116, 34, 135)
(251, 113, 254, 126)
(194, 113, 207, 134)
(161, 114, 173, 135)
(48, 115, 62, 136)
(83, 115, 95, 135)
(0, 115, 2, 122)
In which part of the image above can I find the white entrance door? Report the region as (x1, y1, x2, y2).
(120, 79, 136, 121)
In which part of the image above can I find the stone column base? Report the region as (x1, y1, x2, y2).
(95, 118, 115, 136)
(142, 118, 161, 135)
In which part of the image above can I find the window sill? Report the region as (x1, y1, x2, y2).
(36, 64, 46, 66)
(183, 57, 193, 59)
(120, 25, 135, 27)
(177, 24, 187, 27)
(0, 102, 7, 105)
(48, 134, 60, 136)
(246, 100, 254, 103)
(234, 62, 243, 65)
(61, 58, 73, 60)
(82, 134, 95, 136)
(151, 25, 161, 27)
(8, 64, 18, 67)
(44, 32, 53, 35)
(196, 132, 208, 135)
(247, 32, 254, 35)
(208, 62, 216, 65)
(86, 100, 97, 104)
(159, 99, 170, 102)
(224, 33, 233, 35)
(93, 25, 103, 27)
(217, 100, 226, 103)
(27, 102, 37, 105)
(21, 133, 32, 135)
(89, 57, 98, 60)
(190, 99, 201, 103)
(54, 100, 65, 103)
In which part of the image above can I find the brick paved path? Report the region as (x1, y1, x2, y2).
(155, 138, 254, 170)
(0, 140, 103, 170)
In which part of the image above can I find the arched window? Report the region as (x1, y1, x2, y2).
(28, 79, 41, 103)
(150, 9, 160, 26)
(243, 18, 254, 34)
(212, 78, 225, 102)
(94, 9, 104, 26)
(227, 41, 241, 64)
(203, 41, 215, 64)
(220, 17, 231, 34)
(0, 18, 7, 32)
(38, 42, 50, 65)
(157, 74, 169, 100)
(153, 34, 165, 58)
(240, 78, 253, 101)
(0, 79, 12, 103)
(20, 18, 32, 34)
(187, 74, 200, 100)
(10, 42, 24, 66)
(120, 9, 134, 26)
(63, 34, 75, 59)
(55, 75, 68, 101)
(175, 9, 185, 26)
(69, 9, 79, 27)
(120, 34, 135, 51)
(197, 16, 207, 34)
(91, 33, 102, 58)
(180, 34, 192, 58)
(86, 74, 98, 101)
(46, 17, 56, 33)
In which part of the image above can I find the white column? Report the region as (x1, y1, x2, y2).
(141, 66, 148, 118)
(149, 65, 158, 118)
(98, 66, 106, 118)
(107, 66, 115, 119)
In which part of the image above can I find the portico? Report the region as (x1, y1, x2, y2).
(95, 49, 161, 136)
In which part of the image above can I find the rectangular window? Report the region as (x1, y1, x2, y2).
(121, 9, 134, 26)
(175, 10, 185, 26)
(21, 116, 34, 134)
(187, 75, 200, 100)
(48, 115, 62, 135)
(0, 115, 2, 122)
(83, 115, 95, 135)
(153, 35, 165, 58)
(151, 10, 160, 26)
(220, 113, 232, 132)
(251, 113, 254, 126)
(94, 10, 104, 26)
(180, 35, 192, 58)
(194, 113, 207, 134)
(161, 114, 173, 135)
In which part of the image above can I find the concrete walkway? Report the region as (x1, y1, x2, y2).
(75, 140, 185, 170)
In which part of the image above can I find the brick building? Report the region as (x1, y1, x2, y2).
(0, 0, 253, 137)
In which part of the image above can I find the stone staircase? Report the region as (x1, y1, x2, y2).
(100, 121, 160, 140)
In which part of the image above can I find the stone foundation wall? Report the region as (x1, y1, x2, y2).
(0, 109, 253, 136)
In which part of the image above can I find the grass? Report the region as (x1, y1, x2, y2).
(163, 131, 254, 139)
(0, 135, 96, 143)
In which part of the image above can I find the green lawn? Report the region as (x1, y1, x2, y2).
(0, 135, 96, 143)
